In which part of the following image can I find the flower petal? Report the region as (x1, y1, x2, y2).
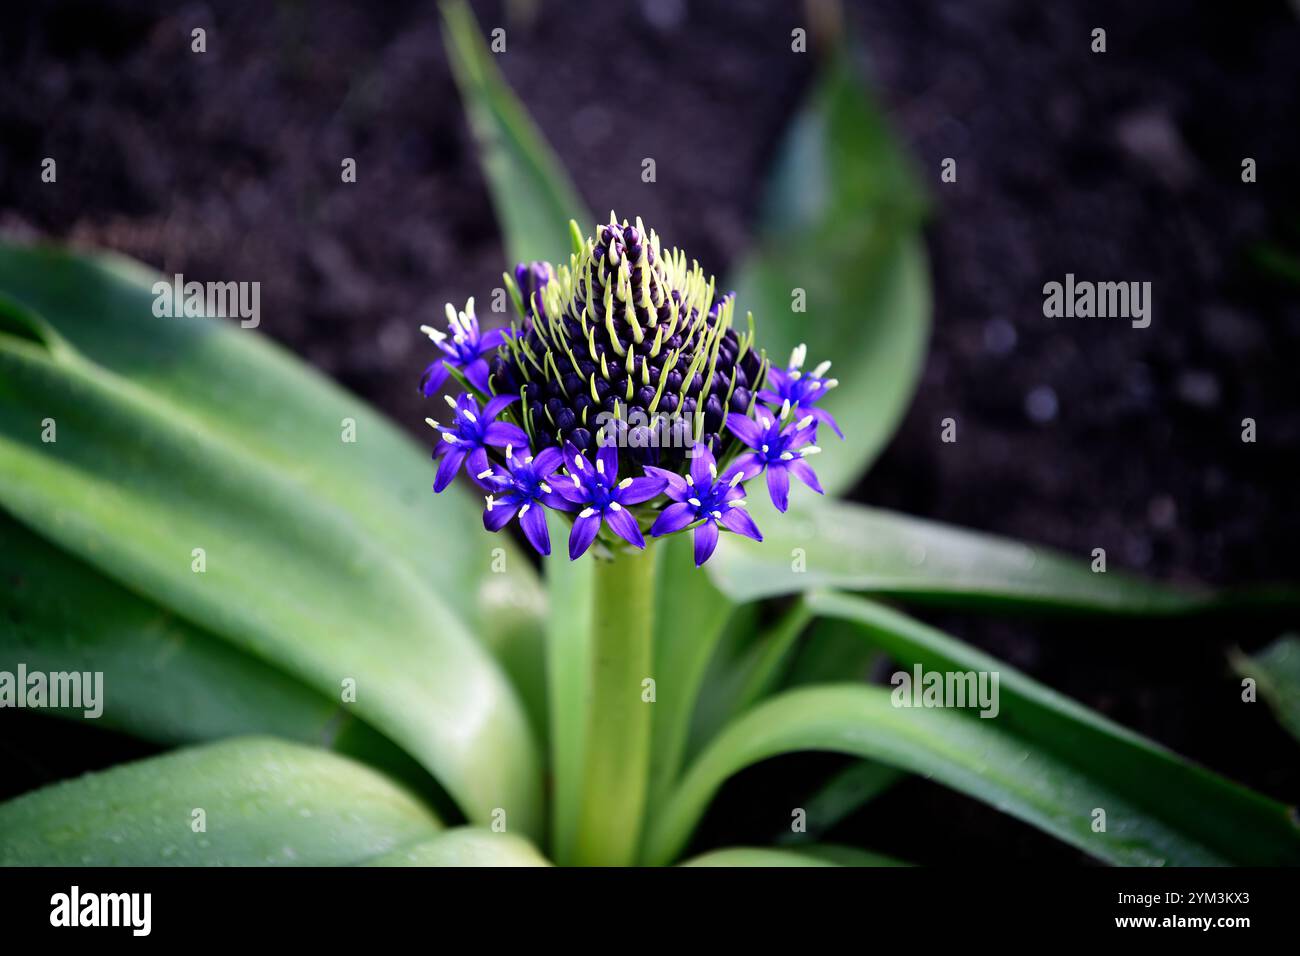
(688, 442, 716, 487)
(466, 446, 490, 480)
(532, 447, 564, 475)
(433, 447, 467, 493)
(518, 502, 551, 556)
(788, 458, 825, 495)
(650, 501, 697, 536)
(483, 497, 520, 532)
(726, 452, 765, 483)
(812, 406, 844, 439)
(766, 464, 791, 512)
(568, 511, 602, 560)
(604, 506, 645, 549)
(421, 361, 451, 396)
(465, 358, 493, 394)
(485, 421, 529, 448)
(483, 393, 519, 421)
(692, 519, 720, 567)
(725, 412, 764, 448)
(479, 328, 507, 351)
(642, 465, 690, 501)
(596, 442, 620, 484)
(719, 506, 762, 541)
(616, 475, 667, 505)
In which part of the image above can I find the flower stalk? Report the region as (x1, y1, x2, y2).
(570, 544, 657, 866)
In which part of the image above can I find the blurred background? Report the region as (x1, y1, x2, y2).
(2, 0, 1298, 862)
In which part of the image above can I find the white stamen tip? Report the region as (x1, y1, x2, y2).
(711, 510, 722, 519)
(444, 395, 457, 409)
(760, 443, 769, 454)
(424, 417, 439, 429)
(505, 444, 514, 460)
(790, 343, 807, 369)
(729, 471, 745, 486)
(579, 508, 595, 518)
(609, 502, 622, 512)
(780, 451, 794, 461)
(813, 360, 832, 378)
(801, 446, 822, 456)
(476, 469, 493, 480)
(485, 495, 494, 511)
(708, 462, 717, 479)
(540, 482, 552, 493)
(519, 503, 530, 516)
(688, 497, 702, 507)
(619, 478, 633, 488)
(797, 415, 815, 429)
(596, 459, 605, 474)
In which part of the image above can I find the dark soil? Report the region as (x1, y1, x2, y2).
(2, 0, 1298, 863)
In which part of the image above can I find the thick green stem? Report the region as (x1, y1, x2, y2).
(570, 545, 657, 866)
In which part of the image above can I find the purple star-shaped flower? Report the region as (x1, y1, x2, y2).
(429, 393, 527, 493)
(557, 442, 666, 559)
(725, 405, 824, 513)
(420, 297, 508, 396)
(645, 445, 762, 566)
(480, 445, 571, 556)
(756, 343, 842, 439)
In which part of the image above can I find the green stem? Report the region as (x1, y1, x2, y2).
(570, 544, 657, 866)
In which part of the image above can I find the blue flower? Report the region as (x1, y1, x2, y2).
(428, 393, 528, 493)
(757, 343, 842, 439)
(556, 442, 667, 559)
(480, 445, 571, 556)
(420, 298, 508, 396)
(725, 404, 824, 512)
(646, 445, 762, 566)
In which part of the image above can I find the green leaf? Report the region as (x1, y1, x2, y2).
(644, 679, 1300, 867)
(678, 844, 903, 867)
(0, 290, 542, 835)
(805, 592, 1300, 865)
(0, 514, 435, 792)
(729, 43, 931, 494)
(361, 827, 550, 866)
(648, 535, 737, 806)
(0, 737, 441, 866)
(1232, 635, 1300, 745)
(775, 760, 904, 846)
(710, 497, 1235, 613)
(0, 248, 544, 636)
(441, 0, 592, 265)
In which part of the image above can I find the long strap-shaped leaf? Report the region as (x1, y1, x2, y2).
(0, 330, 542, 835)
(727, 42, 931, 495)
(441, 0, 592, 265)
(643, 679, 1299, 866)
(0, 246, 544, 635)
(362, 828, 551, 866)
(0, 514, 431, 791)
(707, 496, 1292, 612)
(806, 593, 1300, 865)
(0, 737, 441, 866)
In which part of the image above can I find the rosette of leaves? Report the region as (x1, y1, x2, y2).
(1, 1, 1298, 868)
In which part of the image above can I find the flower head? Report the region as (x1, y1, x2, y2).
(421, 297, 508, 395)
(646, 445, 762, 566)
(480, 445, 570, 555)
(757, 343, 842, 439)
(725, 404, 824, 512)
(428, 392, 527, 493)
(420, 214, 840, 566)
